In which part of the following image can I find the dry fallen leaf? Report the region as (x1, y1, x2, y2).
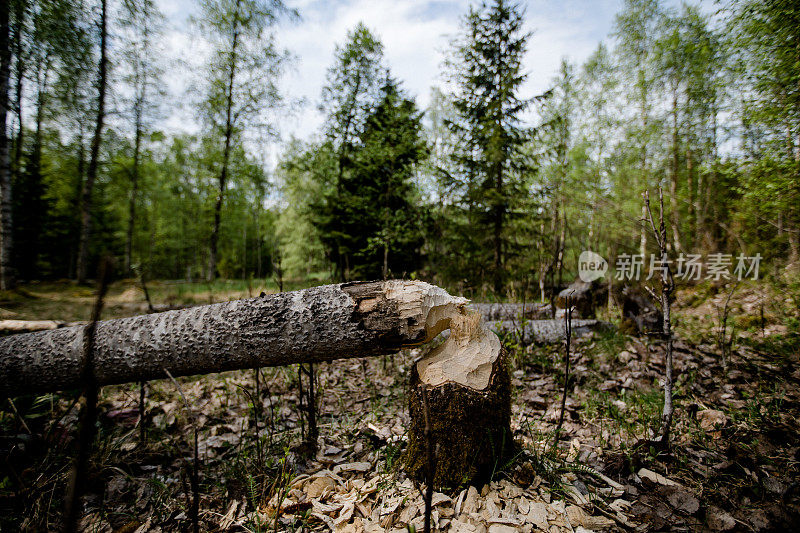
(698, 409, 727, 430)
(218, 500, 239, 529)
(306, 476, 336, 499)
(333, 461, 372, 474)
(706, 506, 736, 531)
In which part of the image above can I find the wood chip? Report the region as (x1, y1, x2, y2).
(526, 502, 549, 529)
(461, 486, 479, 515)
(638, 468, 679, 486)
(399, 503, 418, 523)
(432, 492, 452, 507)
(488, 525, 517, 533)
(333, 462, 372, 474)
(335, 501, 355, 525)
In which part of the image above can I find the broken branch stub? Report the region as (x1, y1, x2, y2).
(0, 281, 470, 396)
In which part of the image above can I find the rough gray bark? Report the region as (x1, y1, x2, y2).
(0, 281, 461, 396)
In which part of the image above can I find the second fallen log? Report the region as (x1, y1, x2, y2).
(490, 319, 613, 345)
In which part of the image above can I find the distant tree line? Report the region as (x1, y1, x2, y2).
(0, 0, 797, 296)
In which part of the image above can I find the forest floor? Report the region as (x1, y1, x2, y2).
(1, 278, 799, 532)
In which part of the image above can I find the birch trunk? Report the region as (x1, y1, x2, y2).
(76, 0, 108, 284)
(0, 2, 14, 290)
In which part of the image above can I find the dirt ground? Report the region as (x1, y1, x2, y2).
(1, 278, 798, 532)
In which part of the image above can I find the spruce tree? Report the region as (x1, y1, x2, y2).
(315, 77, 427, 280)
(446, 0, 534, 295)
(317, 22, 385, 279)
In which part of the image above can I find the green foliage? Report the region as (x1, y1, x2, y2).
(3, 0, 800, 294)
(307, 27, 428, 281)
(275, 140, 332, 279)
(320, 22, 385, 150)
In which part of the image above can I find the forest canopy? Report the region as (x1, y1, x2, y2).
(0, 0, 798, 295)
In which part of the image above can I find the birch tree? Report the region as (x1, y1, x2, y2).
(196, 0, 293, 280)
(118, 0, 164, 274)
(75, 0, 109, 284)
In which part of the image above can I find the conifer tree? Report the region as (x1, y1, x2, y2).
(315, 76, 427, 280)
(445, 0, 534, 295)
(317, 22, 385, 279)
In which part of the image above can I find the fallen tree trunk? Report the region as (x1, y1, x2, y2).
(0, 320, 78, 333)
(3, 280, 513, 488)
(0, 281, 471, 397)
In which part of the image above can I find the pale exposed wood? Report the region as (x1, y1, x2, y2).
(0, 319, 69, 332)
(417, 311, 500, 390)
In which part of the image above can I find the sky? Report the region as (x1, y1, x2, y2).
(156, 0, 627, 164)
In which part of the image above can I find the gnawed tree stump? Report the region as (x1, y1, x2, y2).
(405, 311, 513, 489)
(0, 280, 469, 396)
(556, 279, 608, 318)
